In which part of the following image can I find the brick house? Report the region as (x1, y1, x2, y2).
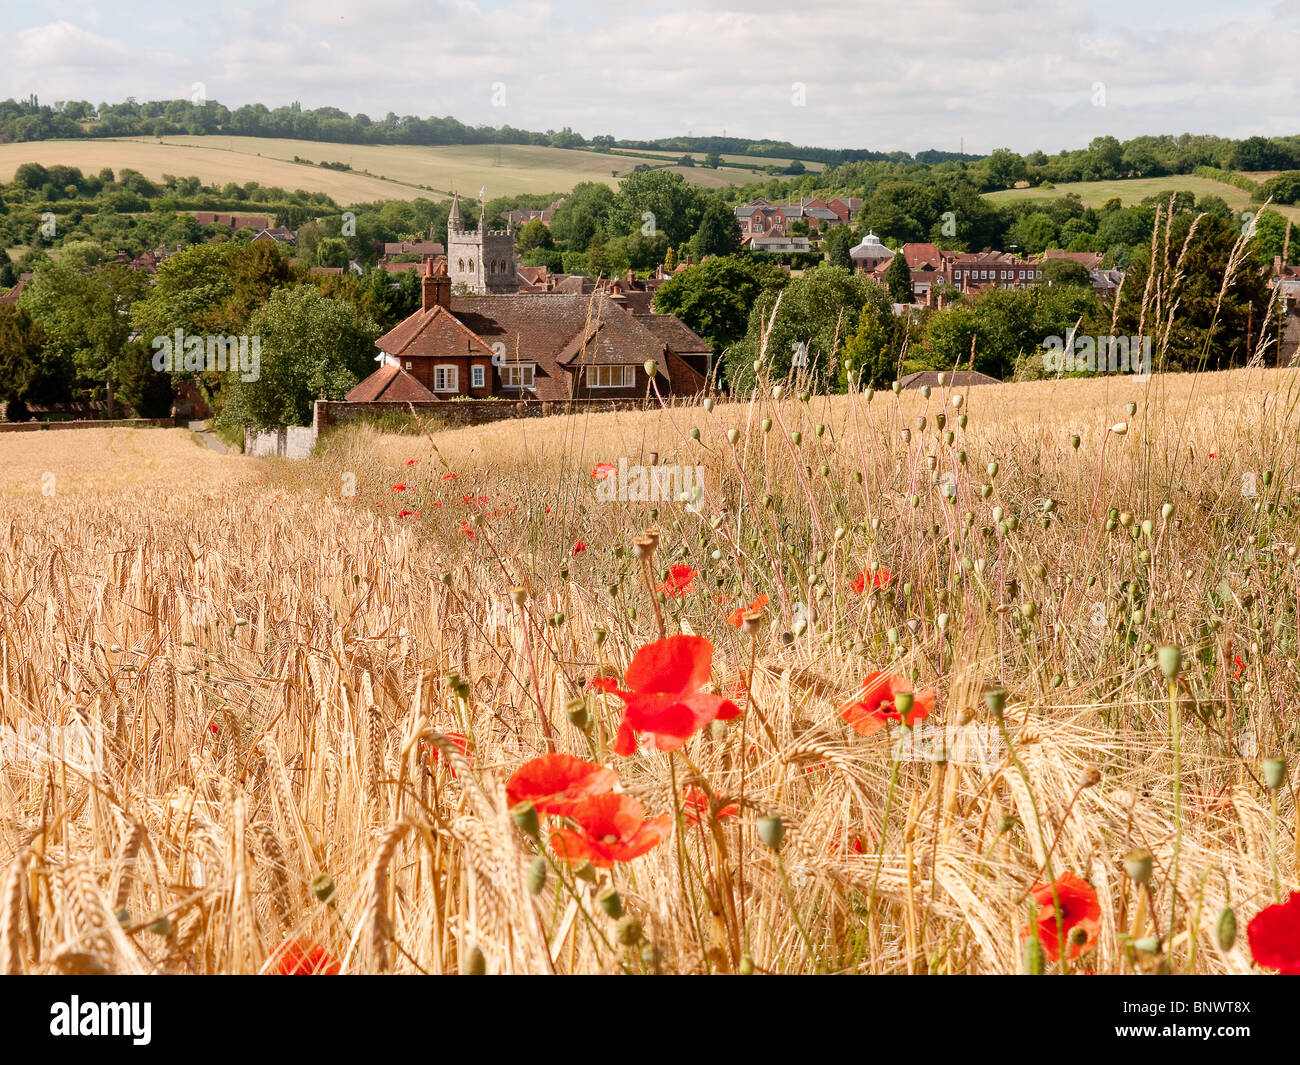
(346, 260, 708, 403)
(734, 197, 859, 237)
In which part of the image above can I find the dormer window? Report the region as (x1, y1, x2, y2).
(501, 364, 535, 389)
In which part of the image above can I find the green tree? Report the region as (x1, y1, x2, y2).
(1007, 212, 1057, 255)
(516, 218, 553, 254)
(839, 302, 896, 387)
(549, 182, 616, 252)
(825, 226, 853, 270)
(885, 252, 913, 303)
(219, 286, 379, 430)
(1041, 258, 1092, 287)
(726, 263, 888, 391)
(652, 255, 787, 352)
(690, 198, 741, 259)
(0, 303, 54, 414)
(609, 170, 703, 246)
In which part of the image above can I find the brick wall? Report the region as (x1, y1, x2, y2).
(0, 417, 176, 433)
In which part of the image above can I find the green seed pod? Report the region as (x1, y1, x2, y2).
(689, 426, 700, 440)
(148, 916, 172, 936)
(739, 954, 755, 975)
(574, 861, 598, 884)
(791, 431, 802, 445)
(643, 360, 658, 378)
(462, 945, 487, 975)
(1161, 502, 1175, 520)
(1123, 848, 1153, 884)
(1262, 757, 1287, 790)
(703, 397, 715, 412)
(1157, 645, 1182, 679)
(757, 815, 785, 852)
(987, 461, 999, 478)
(958, 414, 967, 429)
(311, 873, 336, 904)
(1216, 906, 1237, 952)
(762, 418, 773, 433)
(1070, 435, 1081, 449)
(597, 886, 624, 919)
(115, 907, 130, 926)
(615, 914, 644, 946)
(984, 688, 1007, 718)
(815, 423, 825, 437)
(526, 856, 547, 895)
(1023, 932, 1044, 975)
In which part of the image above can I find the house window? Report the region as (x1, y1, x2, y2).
(590, 365, 634, 389)
(501, 364, 535, 389)
(433, 365, 459, 392)
(404, 361, 412, 370)
(471, 365, 485, 388)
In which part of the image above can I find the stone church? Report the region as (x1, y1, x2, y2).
(446, 194, 518, 294)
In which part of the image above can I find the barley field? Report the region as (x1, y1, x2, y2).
(0, 137, 778, 203)
(0, 361, 1298, 976)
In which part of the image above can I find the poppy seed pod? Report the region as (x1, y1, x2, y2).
(311, 873, 336, 903)
(757, 815, 785, 852)
(1262, 757, 1287, 790)
(771, 385, 784, 401)
(921, 385, 932, 399)
(148, 916, 172, 936)
(1111, 421, 1128, 435)
(984, 688, 1007, 718)
(574, 861, 598, 884)
(462, 945, 487, 975)
(1123, 848, 1153, 884)
(739, 954, 755, 975)
(510, 586, 528, 606)
(762, 418, 773, 433)
(567, 699, 589, 729)
(526, 856, 547, 896)
(893, 690, 914, 717)
(597, 886, 624, 919)
(727, 428, 740, 444)
(951, 394, 964, 409)
(632, 536, 655, 560)
(615, 914, 644, 946)
(1157, 645, 1182, 679)
(1216, 906, 1237, 951)
(643, 360, 658, 378)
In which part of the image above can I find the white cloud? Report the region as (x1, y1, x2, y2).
(1, 1, 1297, 153)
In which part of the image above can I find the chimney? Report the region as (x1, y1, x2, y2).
(422, 258, 451, 311)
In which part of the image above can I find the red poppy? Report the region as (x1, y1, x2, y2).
(406, 459, 418, 466)
(682, 785, 739, 825)
(1233, 654, 1245, 681)
(656, 564, 697, 597)
(1023, 872, 1100, 963)
(591, 463, 617, 480)
(549, 793, 672, 868)
(589, 635, 741, 755)
(396, 509, 418, 518)
(727, 594, 769, 628)
(1248, 892, 1300, 974)
(573, 541, 588, 555)
(506, 753, 617, 816)
(390, 483, 408, 492)
(442, 472, 457, 481)
(271, 938, 341, 975)
(851, 567, 891, 595)
(838, 672, 935, 736)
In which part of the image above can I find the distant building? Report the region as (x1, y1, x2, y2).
(446, 194, 518, 295)
(849, 231, 895, 271)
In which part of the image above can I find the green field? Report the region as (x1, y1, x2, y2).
(0, 136, 781, 203)
(985, 173, 1300, 223)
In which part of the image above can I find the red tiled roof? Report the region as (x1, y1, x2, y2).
(636, 314, 712, 353)
(345, 364, 438, 402)
(375, 303, 497, 361)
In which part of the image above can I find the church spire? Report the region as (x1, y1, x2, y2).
(448, 193, 463, 232)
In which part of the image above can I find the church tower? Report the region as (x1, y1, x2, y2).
(447, 193, 518, 294)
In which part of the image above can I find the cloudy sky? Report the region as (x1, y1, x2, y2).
(2, 0, 1297, 154)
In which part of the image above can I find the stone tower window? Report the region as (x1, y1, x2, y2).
(458, 258, 464, 272)
(469, 259, 474, 271)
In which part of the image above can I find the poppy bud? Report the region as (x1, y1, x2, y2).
(511, 801, 540, 840)
(115, 907, 130, 926)
(526, 856, 548, 895)
(739, 954, 755, 975)
(461, 945, 487, 975)
(597, 886, 623, 919)
(893, 691, 914, 717)
(1157, 645, 1181, 679)
(1023, 932, 1044, 975)
(148, 915, 172, 936)
(984, 688, 1007, 719)
(757, 815, 785, 852)
(615, 915, 644, 946)
(311, 873, 336, 904)
(1123, 848, 1153, 884)
(1262, 757, 1287, 790)
(1216, 905, 1237, 951)
(574, 861, 597, 884)
(987, 461, 999, 477)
